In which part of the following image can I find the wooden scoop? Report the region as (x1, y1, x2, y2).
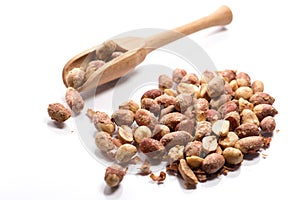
(62, 5, 233, 92)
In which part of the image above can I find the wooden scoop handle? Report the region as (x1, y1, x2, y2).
(145, 5, 233, 51)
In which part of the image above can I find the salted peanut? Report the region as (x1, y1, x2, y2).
(240, 109, 259, 126)
(186, 156, 204, 169)
(84, 60, 105, 79)
(110, 51, 124, 59)
(185, 141, 202, 157)
(212, 120, 230, 137)
(48, 103, 71, 123)
(251, 80, 264, 93)
(181, 73, 199, 85)
(200, 70, 215, 84)
(224, 111, 240, 131)
(159, 74, 173, 90)
(172, 68, 187, 83)
(238, 97, 254, 112)
(218, 101, 238, 117)
(139, 138, 166, 159)
(133, 126, 152, 144)
(194, 98, 209, 111)
(175, 119, 194, 134)
(104, 164, 126, 187)
(141, 89, 163, 100)
(235, 123, 260, 138)
(236, 72, 251, 87)
(235, 86, 253, 100)
(95, 131, 116, 152)
(223, 147, 243, 165)
(196, 83, 209, 99)
(184, 106, 194, 119)
(217, 69, 236, 83)
(118, 125, 133, 144)
(260, 116, 276, 132)
(96, 40, 117, 61)
(234, 136, 264, 153)
(210, 94, 231, 110)
(134, 109, 151, 126)
(115, 144, 137, 163)
(194, 121, 212, 140)
(160, 105, 176, 118)
(249, 92, 275, 106)
(152, 124, 170, 140)
(207, 76, 225, 98)
(202, 135, 218, 153)
(141, 98, 160, 115)
(119, 100, 140, 113)
(164, 88, 177, 97)
(202, 153, 225, 174)
(66, 68, 85, 89)
(206, 109, 221, 122)
(87, 109, 115, 134)
(160, 131, 193, 149)
(167, 145, 184, 163)
(154, 94, 176, 108)
(159, 112, 187, 130)
(111, 109, 135, 126)
(175, 94, 193, 112)
(178, 159, 198, 185)
(224, 83, 234, 96)
(218, 131, 239, 148)
(253, 104, 278, 121)
(229, 79, 239, 91)
(176, 82, 198, 95)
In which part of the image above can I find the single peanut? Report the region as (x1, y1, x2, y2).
(111, 109, 135, 126)
(251, 80, 264, 93)
(222, 147, 243, 165)
(202, 153, 225, 174)
(139, 138, 166, 159)
(234, 136, 264, 154)
(235, 123, 260, 138)
(260, 116, 276, 132)
(104, 164, 126, 187)
(48, 103, 71, 123)
(178, 159, 198, 185)
(160, 131, 193, 149)
(115, 144, 137, 163)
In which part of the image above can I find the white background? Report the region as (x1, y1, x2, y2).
(0, 0, 298, 199)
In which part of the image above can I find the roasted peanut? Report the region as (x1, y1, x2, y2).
(235, 86, 253, 100)
(205, 109, 221, 122)
(48, 103, 71, 123)
(260, 116, 276, 132)
(119, 100, 139, 113)
(186, 156, 203, 169)
(66, 68, 85, 89)
(202, 153, 225, 174)
(159, 112, 187, 130)
(141, 98, 160, 115)
(207, 76, 225, 98)
(133, 125, 152, 144)
(217, 69, 236, 83)
(181, 73, 199, 85)
(212, 120, 230, 137)
(135, 109, 152, 127)
(152, 124, 170, 140)
(240, 109, 259, 125)
(96, 40, 117, 61)
(104, 164, 126, 187)
(200, 70, 215, 84)
(175, 94, 193, 112)
(202, 135, 218, 153)
(194, 121, 212, 140)
(235, 123, 260, 138)
(223, 147, 243, 165)
(184, 141, 202, 157)
(210, 94, 231, 110)
(65, 87, 84, 114)
(238, 97, 254, 112)
(172, 68, 187, 83)
(139, 138, 166, 159)
(236, 72, 251, 87)
(167, 145, 184, 163)
(253, 104, 278, 121)
(178, 159, 198, 186)
(115, 144, 137, 163)
(141, 89, 163, 100)
(160, 131, 193, 149)
(164, 88, 177, 97)
(175, 119, 194, 134)
(234, 136, 264, 153)
(111, 109, 135, 126)
(160, 105, 176, 118)
(229, 79, 239, 91)
(117, 125, 133, 144)
(251, 80, 264, 93)
(85, 60, 105, 79)
(218, 131, 239, 148)
(176, 82, 198, 95)
(159, 74, 173, 90)
(88, 109, 115, 134)
(224, 111, 240, 131)
(95, 131, 116, 152)
(218, 101, 238, 116)
(154, 94, 176, 108)
(249, 92, 275, 106)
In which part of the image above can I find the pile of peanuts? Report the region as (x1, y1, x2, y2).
(87, 68, 278, 188)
